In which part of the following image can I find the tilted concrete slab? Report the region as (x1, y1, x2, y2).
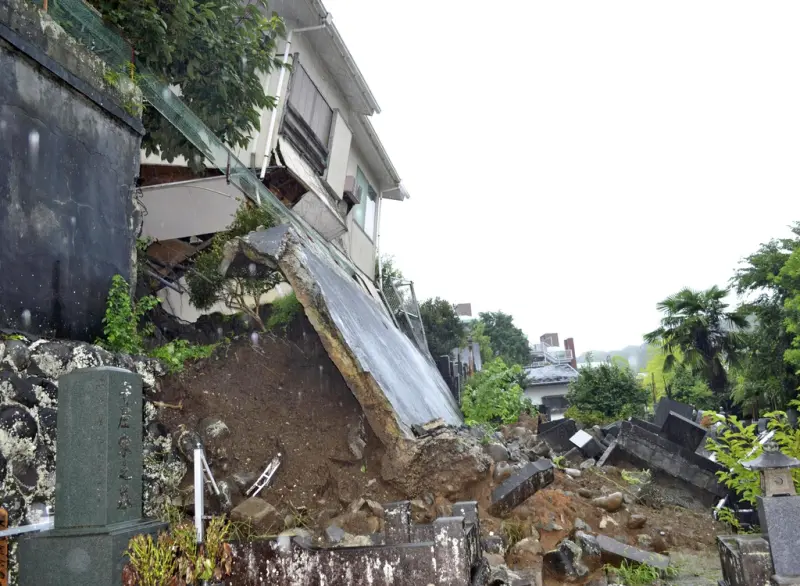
(222, 224, 463, 443)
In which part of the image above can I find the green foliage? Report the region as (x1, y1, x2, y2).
(478, 311, 532, 367)
(98, 275, 160, 354)
(420, 297, 466, 358)
(551, 455, 566, 469)
(266, 292, 302, 332)
(126, 518, 232, 585)
(501, 520, 529, 548)
(89, 0, 285, 170)
(605, 560, 676, 585)
(461, 358, 534, 426)
(706, 403, 800, 506)
(566, 362, 648, 421)
(125, 533, 176, 586)
(621, 469, 652, 486)
(644, 286, 746, 401)
(717, 506, 759, 534)
(186, 202, 283, 330)
(563, 406, 616, 427)
(376, 254, 404, 294)
(149, 339, 217, 373)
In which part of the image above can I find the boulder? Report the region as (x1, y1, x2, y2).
(579, 458, 596, 470)
(0, 405, 37, 440)
(543, 538, 590, 580)
(486, 442, 510, 463)
(508, 536, 544, 567)
(592, 492, 624, 512)
(494, 461, 513, 482)
(173, 425, 203, 463)
(197, 416, 230, 444)
(564, 468, 581, 478)
(574, 518, 591, 532)
(627, 514, 647, 530)
(3, 341, 30, 371)
(9, 376, 37, 407)
(483, 552, 506, 567)
(230, 497, 279, 534)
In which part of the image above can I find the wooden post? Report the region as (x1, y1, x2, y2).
(0, 507, 8, 586)
(42, 0, 47, 11)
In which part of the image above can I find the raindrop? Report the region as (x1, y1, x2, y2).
(21, 309, 31, 327)
(161, 87, 171, 101)
(216, 326, 224, 340)
(241, 56, 248, 70)
(70, 216, 77, 227)
(28, 129, 40, 159)
(193, 154, 202, 166)
(248, 262, 257, 276)
(250, 331, 259, 345)
(0, 120, 6, 131)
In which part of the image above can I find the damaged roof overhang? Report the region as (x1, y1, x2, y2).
(221, 223, 463, 444)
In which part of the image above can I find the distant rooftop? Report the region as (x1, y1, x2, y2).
(454, 303, 472, 317)
(524, 364, 579, 386)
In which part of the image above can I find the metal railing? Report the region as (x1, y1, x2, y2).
(382, 279, 430, 359)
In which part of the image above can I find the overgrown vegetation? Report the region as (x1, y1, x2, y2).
(478, 311, 532, 367)
(97, 274, 160, 354)
(88, 0, 285, 170)
(461, 358, 534, 426)
(125, 518, 232, 585)
(565, 362, 648, 425)
(186, 202, 283, 330)
(266, 292, 302, 332)
(705, 401, 800, 506)
(419, 297, 467, 358)
(150, 339, 217, 373)
(604, 560, 677, 585)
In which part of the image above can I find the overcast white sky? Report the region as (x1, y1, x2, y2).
(324, 0, 798, 353)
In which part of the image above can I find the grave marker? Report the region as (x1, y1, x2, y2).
(661, 411, 708, 452)
(18, 367, 166, 586)
(654, 397, 693, 429)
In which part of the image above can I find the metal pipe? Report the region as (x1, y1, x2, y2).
(194, 447, 204, 543)
(259, 20, 330, 180)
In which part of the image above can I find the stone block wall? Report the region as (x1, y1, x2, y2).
(0, 0, 144, 341)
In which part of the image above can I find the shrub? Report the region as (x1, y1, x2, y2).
(566, 363, 648, 421)
(266, 291, 302, 332)
(98, 274, 160, 354)
(461, 358, 535, 426)
(149, 339, 218, 373)
(186, 202, 283, 330)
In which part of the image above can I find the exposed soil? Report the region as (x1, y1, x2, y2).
(157, 317, 403, 527)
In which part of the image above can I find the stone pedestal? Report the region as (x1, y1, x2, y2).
(18, 367, 166, 585)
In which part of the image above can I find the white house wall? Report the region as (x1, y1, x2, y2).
(343, 142, 381, 278)
(523, 383, 570, 406)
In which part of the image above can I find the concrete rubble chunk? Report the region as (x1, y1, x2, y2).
(570, 429, 605, 459)
(230, 497, 279, 534)
(592, 492, 624, 512)
(489, 460, 555, 516)
(594, 533, 670, 570)
(224, 224, 462, 444)
(538, 419, 577, 453)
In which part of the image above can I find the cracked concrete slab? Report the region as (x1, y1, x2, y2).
(222, 224, 463, 445)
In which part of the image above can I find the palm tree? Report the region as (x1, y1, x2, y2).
(644, 286, 747, 401)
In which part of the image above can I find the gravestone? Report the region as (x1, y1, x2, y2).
(661, 411, 708, 452)
(538, 419, 563, 435)
(654, 397, 694, 429)
(758, 496, 800, 578)
(18, 367, 166, 585)
(569, 429, 604, 459)
(538, 419, 577, 453)
(489, 460, 555, 516)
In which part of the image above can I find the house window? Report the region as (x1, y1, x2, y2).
(283, 63, 333, 174)
(353, 167, 377, 240)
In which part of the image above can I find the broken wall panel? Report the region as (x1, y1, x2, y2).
(227, 225, 463, 442)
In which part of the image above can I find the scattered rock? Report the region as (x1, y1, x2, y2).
(627, 514, 647, 530)
(508, 537, 544, 568)
(486, 442, 510, 463)
(215, 478, 239, 514)
(280, 527, 313, 546)
(9, 376, 37, 407)
(528, 441, 551, 458)
(325, 524, 346, 544)
(231, 470, 259, 492)
(146, 420, 168, 439)
(599, 515, 619, 530)
(347, 420, 366, 460)
(230, 497, 279, 533)
(482, 534, 506, 555)
(488, 564, 523, 585)
(494, 461, 513, 482)
(483, 552, 506, 567)
(173, 425, 203, 463)
(38, 407, 57, 439)
(543, 538, 590, 580)
(541, 520, 564, 532)
(579, 458, 596, 470)
(338, 534, 373, 547)
(364, 498, 385, 518)
(651, 533, 669, 553)
(578, 488, 595, 499)
(574, 518, 591, 532)
(197, 416, 230, 445)
(0, 405, 37, 440)
(11, 459, 38, 494)
(3, 341, 30, 371)
(636, 534, 652, 548)
(592, 491, 624, 512)
(0, 451, 6, 483)
(564, 468, 581, 478)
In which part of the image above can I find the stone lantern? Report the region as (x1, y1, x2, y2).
(743, 440, 800, 497)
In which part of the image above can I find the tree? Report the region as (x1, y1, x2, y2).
(732, 223, 800, 410)
(641, 345, 715, 410)
(566, 362, 649, 422)
(644, 286, 746, 402)
(478, 311, 532, 367)
(90, 0, 285, 169)
(185, 202, 283, 329)
(461, 358, 534, 426)
(376, 255, 404, 294)
(468, 320, 494, 364)
(420, 298, 466, 358)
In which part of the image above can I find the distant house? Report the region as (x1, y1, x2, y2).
(524, 332, 579, 419)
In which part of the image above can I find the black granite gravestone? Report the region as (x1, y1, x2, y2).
(18, 367, 165, 585)
(489, 460, 555, 516)
(758, 496, 800, 579)
(654, 397, 694, 429)
(538, 419, 577, 453)
(661, 411, 708, 452)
